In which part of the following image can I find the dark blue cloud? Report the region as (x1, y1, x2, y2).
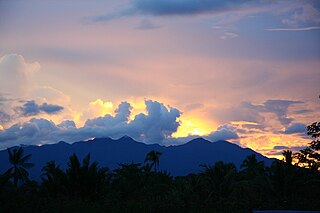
(284, 123, 306, 134)
(85, 100, 181, 144)
(206, 124, 239, 142)
(85, 101, 132, 127)
(0, 111, 11, 124)
(0, 118, 58, 144)
(228, 100, 302, 127)
(57, 120, 76, 129)
(263, 100, 303, 126)
(0, 100, 182, 148)
(132, 0, 258, 16)
(18, 100, 64, 116)
(273, 145, 289, 150)
(91, 0, 265, 22)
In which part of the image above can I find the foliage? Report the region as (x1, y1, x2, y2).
(295, 122, 320, 171)
(1, 145, 320, 212)
(144, 150, 162, 172)
(6, 147, 34, 187)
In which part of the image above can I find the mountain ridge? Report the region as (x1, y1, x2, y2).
(0, 136, 273, 179)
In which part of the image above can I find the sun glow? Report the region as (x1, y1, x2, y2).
(89, 99, 114, 116)
(239, 133, 310, 159)
(173, 115, 216, 137)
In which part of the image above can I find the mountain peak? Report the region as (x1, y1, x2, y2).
(187, 137, 212, 145)
(0, 136, 273, 179)
(119, 135, 133, 140)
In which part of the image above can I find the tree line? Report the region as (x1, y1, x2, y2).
(0, 122, 319, 212)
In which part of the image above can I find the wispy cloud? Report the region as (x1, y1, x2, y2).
(265, 26, 320, 31)
(220, 32, 238, 40)
(90, 0, 266, 23)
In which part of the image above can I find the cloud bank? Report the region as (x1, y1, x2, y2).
(0, 100, 182, 148)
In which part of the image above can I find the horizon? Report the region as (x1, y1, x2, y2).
(0, 0, 320, 159)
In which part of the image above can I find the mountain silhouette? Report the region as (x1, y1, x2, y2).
(0, 137, 273, 179)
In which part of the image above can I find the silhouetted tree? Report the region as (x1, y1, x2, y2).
(241, 154, 265, 177)
(295, 122, 320, 171)
(65, 153, 109, 200)
(41, 160, 67, 198)
(282, 150, 293, 165)
(200, 161, 237, 209)
(6, 147, 34, 187)
(144, 150, 162, 172)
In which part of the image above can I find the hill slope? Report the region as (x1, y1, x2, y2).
(0, 137, 273, 179)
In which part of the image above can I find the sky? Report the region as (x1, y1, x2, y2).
(0, 0, 319, 158)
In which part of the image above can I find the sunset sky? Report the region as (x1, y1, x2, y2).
(0, 0, 319, 158)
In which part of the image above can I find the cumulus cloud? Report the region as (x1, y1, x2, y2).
(0, 54, 73, 127)
(206, 124, 239, 142)
(284, 123, 306, 134)
(17, 100, 64, 116)
(85, 101, 132, 127)
(131, 100, 181, 143)
(85, 100, 181, 143)
(0, 54, 40, 98)
(0, 118, 58, 148)
(57, 120, 76, 129)
(0, 100, 182, 149)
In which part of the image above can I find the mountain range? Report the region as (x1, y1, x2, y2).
(0, 137, 273, 179)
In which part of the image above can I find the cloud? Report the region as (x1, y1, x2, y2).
(273, 145, 289, 150)
(219, 32, 238, 40)
(57, 120, 76, 129)
(266, 26, 320, 31)
(206, 124, 239, 142)
(17, 100, 64, 116)
(131, 100, 181, 143)
(131, 0, 259, 16)
(284, 123, 306, 134)
(237, 100, 301, 126)
(0, 100, 182, 148)
(91, 0, 265, 22)
(85, 101, 132, 127)
(280, 2, 320, 26)
(0, 111, 11, 124)
(0, 118, 58, 147)
(135, 19, 161, 30)
(0, 54, 73, 127)
(270, 145, 307, 153)
(0, 54, 40, 98)
(85, 100, 182, 143)
(263, 100, 303, 126)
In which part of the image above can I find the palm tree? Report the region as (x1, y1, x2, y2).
(240, 154, 265, 177)
(144, 150, 162, 172)
(66, 153, 109, 200)
(41, 161, 67, 197)
(6, 147, 34, 187)
(282, 150, 293, 165)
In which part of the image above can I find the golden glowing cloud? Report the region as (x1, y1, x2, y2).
(240, 133, 310, 159)
(173, 113, 217, 137)
(90, 99, 114, 116)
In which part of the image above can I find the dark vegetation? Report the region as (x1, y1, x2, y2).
(0, 122, 319, 212)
